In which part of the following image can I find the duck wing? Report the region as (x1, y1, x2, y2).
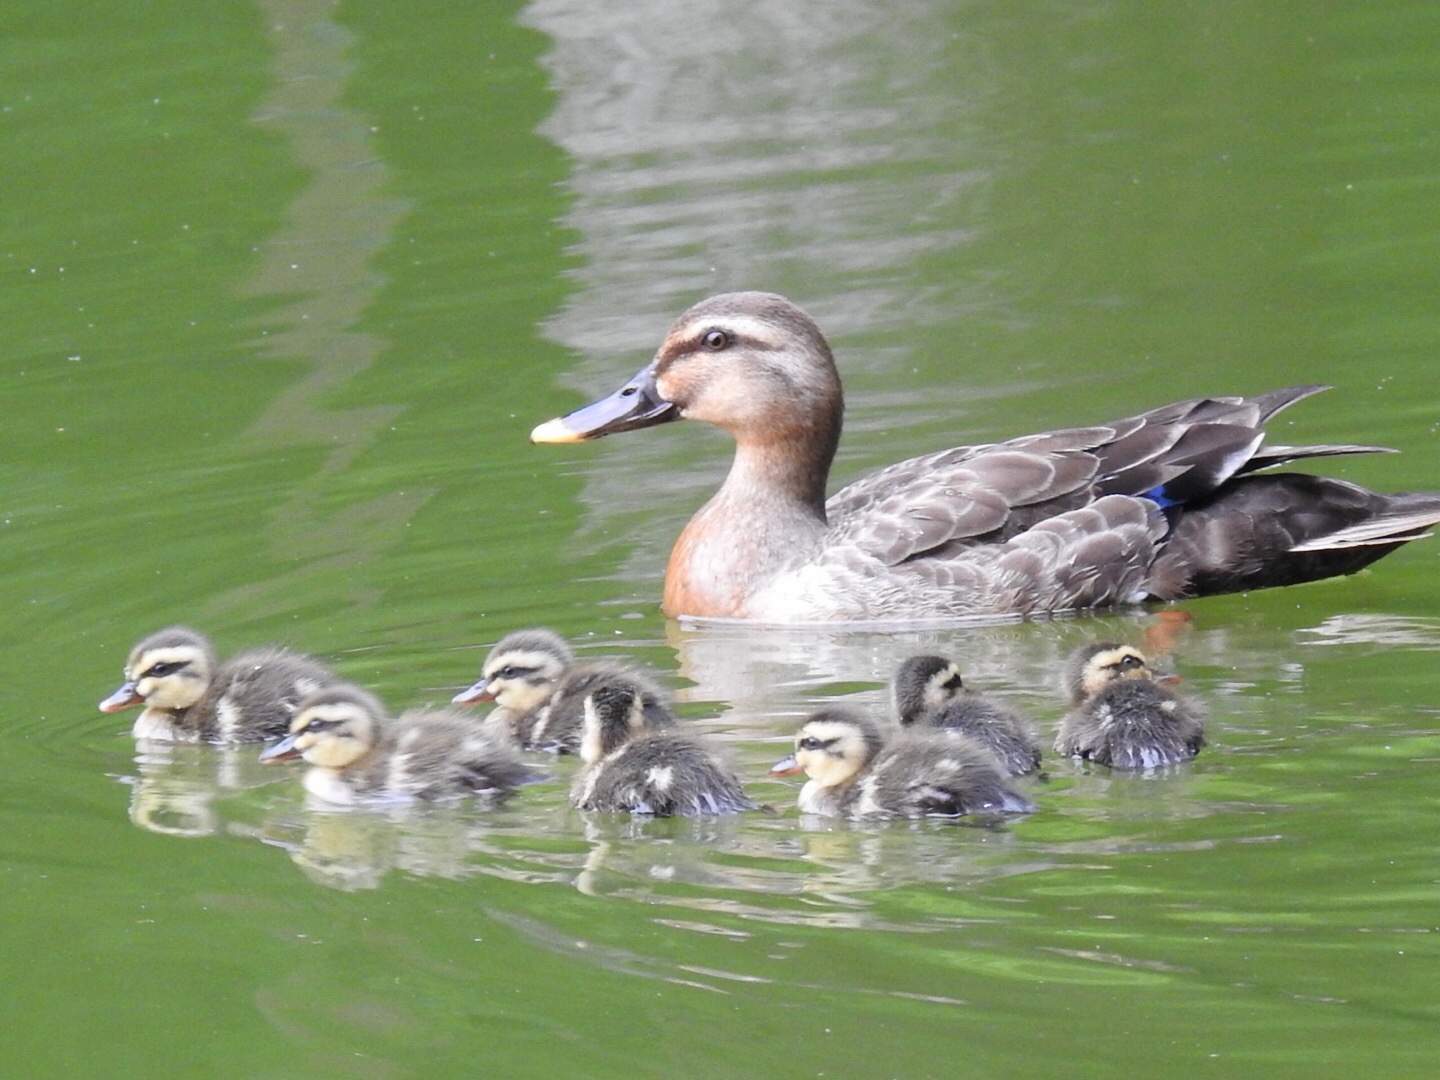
(814, 386, 1432, 610)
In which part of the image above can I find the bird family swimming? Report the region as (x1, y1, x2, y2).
(259, 684, 539, 806)
(532, 291, 1440, 623)
(99, 625, 339, 743)
(452, 626, 674, 752)
(1054, 643, 1205, 769)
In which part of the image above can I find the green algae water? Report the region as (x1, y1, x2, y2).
(2, 2, 1438, 1077)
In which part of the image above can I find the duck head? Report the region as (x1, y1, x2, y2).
(531, 292, 843, 454)
(260, 685, 383, 769)
(1065, 642, 1155, 705)
(99, 626, 216, 714)
(770, 708, 884, 789)
(452, 627, 574, 711)
(891, 655, 966, 726)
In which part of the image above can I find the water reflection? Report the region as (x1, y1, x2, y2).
(208, 0, 424, 621)
(114, 602, 1422, 955)
(520, 0, 1007, 577)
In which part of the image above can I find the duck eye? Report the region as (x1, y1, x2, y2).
(798, 736, 823, 751)
(1118, 656, 1142, 670)
(701, 329, 730, 351)
(498, 665, 517, 679)
(144, 661, 183, 678)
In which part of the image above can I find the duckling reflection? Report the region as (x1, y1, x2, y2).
(571, 679, 752, 816)
(771, 708, 1034, 819)
(261, 684, 540, 805)
(121, 742, 262, 838)
(99, 625, 339, 743)
(1054, 643, 1205, 769)
(891, 655, 1041, 776)
(453, 626, 673, 752)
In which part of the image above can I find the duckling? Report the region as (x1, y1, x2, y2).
(452, 627, 673, 752)
(571, 679, 751, 816)
(1054, 643, 1205, 769)
(532, 291, 1440, 622)
(98, 625, 339, 743)
(891, 654, 1042, 776)
(770, 708, 1034, 819)
(259, 684, 539, 806)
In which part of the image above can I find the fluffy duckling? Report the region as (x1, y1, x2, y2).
(770, 708, 1034, 819)
(260, 684, 539, 806)
(1054, 643, 1205, 769)
(452, 627, 672, 752)
(891, 655, 1042, 776)
(570, 679, 751, 816)
(99, 625, 339, 743)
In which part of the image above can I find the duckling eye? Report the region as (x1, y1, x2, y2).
(498, 665, 519, 679)
(1117, 656, 1142, 671)
(700, 329, 730, 352)
(798, 736, 825, 751)
(144, 661, 185, 678)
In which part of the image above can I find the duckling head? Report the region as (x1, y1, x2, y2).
(770, 708, 883, 789)
(579, 679, 649, 764)
(99, 626, 216, 714)
(259, 685, 383, 769)
(452, 627, 574, 712)
(891, 655, 965, 725)
(1065, 642, 1154, 705)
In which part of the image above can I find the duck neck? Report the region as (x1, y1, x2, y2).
(663, 424, 838, 618)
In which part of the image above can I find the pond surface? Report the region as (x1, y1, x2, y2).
(3, 2, 1439, 1077)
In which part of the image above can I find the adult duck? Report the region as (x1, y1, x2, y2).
(531, 291, 1440, 623)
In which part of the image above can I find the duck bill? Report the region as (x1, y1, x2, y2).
(530, 364, 679, 443)
(99, 681, 143, 713)
(259, 733, 303, 764)
(769, 753, 804, 777)
(451, 678, 495, 706)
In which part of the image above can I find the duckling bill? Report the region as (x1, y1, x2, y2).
(532, 291, 1440, 622)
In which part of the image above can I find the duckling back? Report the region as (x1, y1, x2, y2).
(850, 731, 1035, 818)
(201, 647, 339, 742)
(528, 665, 674, 753)
(379, 707, 542, 801)
(571, 729, 752, 816)
(1055, 678, 1205, 769)
(912, 697, 1042, 777)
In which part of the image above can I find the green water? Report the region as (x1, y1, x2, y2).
(3, 1, 1439, 1077)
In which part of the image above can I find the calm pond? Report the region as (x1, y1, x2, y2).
(3, 2, 1438, 1077)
